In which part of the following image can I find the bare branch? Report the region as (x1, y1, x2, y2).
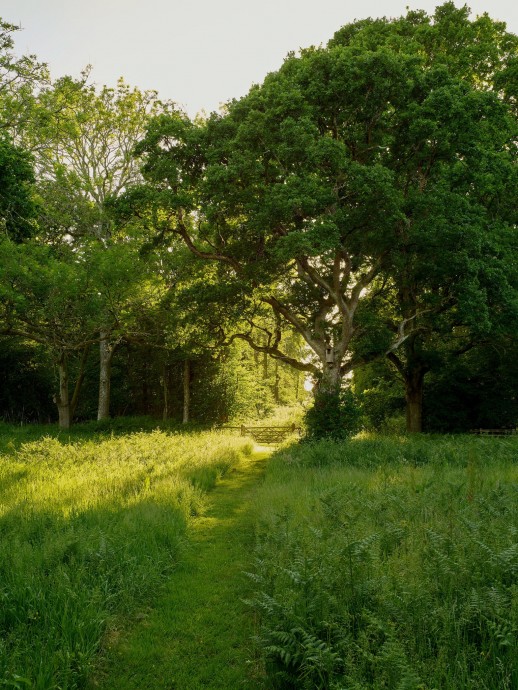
(264, 295, 326, 359)
(175, 216, 242, 273)
(385, 310, 431, 355)
(225, 332, 318, 374)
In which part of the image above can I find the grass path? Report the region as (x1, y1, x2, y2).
(92, 450, 270, 690)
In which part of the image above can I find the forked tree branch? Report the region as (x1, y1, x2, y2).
(224, 331, 318, 374)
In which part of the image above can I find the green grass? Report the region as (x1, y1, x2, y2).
(0, 417, 199, 454)
(94, 450, 270, 690)
(3, 426, 517, 689)
(0, 425, 253, 689)
(248, 434, 518, 689)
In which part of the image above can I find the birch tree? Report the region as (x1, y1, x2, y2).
(29, 74, 170, 419)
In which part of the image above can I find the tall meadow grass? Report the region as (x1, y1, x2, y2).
(249, 435, 518, 689)
(0, 427, 252, 689)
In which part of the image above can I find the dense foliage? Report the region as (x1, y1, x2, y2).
(304, 386, 361, 440)
(132, 2, 517, 434)
(0, 136, 36, 241)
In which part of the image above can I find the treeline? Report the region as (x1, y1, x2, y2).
(0, 335, 306, 425)
(0, 3, 517, 432)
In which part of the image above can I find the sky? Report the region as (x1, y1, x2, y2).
(2, 0, 518, 116)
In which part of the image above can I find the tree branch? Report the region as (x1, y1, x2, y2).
(224, 332, 318, 374)
(175, 215, 242, 273)
(263, 295, 326, 359)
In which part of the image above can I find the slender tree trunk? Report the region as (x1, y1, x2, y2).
(162, 363, 170, 421)
(54, 353, 71, 430)
(274, 360, 280, 404)
(262, 351, 268, 380)
(97, 331, 115, 421)
(183, 359, 191, 424)
(141, 357, 150, 413)
(70, 344, 91, 421)
(404, 367, 425, 433)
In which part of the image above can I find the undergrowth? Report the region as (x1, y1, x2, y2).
(248, 435, 518, 689)
(0, 427, 252, 689)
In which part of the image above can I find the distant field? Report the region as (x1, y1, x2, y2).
(0, 424, 252, 689)
(249, 435, 518, 690)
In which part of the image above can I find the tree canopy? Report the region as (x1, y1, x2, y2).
(132, 3, 517, 433)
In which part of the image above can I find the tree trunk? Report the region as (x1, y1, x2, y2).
(97, 331, 115, 421)
(405, 368, 425, 433)
(141, 357, 150, 413)
(274, 360, 280, 404)
(162, 363, 170, 421)
(54, 353, 71, 430)
(319, 359, 341, 393)
(387, 341, 428, 434)
(183, 359, 191, 424)
(70, 344, 91, 421)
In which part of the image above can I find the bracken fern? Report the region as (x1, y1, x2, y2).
(248, 435, 518, 689)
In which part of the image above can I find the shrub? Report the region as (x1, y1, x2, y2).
(304, 386, 361, 440)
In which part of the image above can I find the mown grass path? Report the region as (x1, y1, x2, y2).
(93, 450, 270, 690)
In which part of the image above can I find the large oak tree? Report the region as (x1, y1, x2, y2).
(331, 2, 518, 430)
(134, 3, 516, 431)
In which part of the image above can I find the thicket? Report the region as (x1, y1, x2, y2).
(0, 427, 252, 688)
(304, 387, 362, 440)
(249, 435, 518, 689)
(0, 337, 307, 426)
(356, 341, 518, 434)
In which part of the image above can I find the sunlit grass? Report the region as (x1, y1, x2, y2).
(96, 449, 270, 690)
(0, 426, 252, 689)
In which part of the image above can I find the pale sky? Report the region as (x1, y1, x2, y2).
(2, 0, 517, 116)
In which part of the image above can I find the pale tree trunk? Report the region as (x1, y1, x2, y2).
(97, 331, 116, 421)
(162, 363, 170, 421)
(319, 358, 342, 393)
(70, 344, 91, 420)
(54, 352, 71, 430)
(182, 359, 191, 424)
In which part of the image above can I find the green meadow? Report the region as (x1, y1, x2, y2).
(1, 427, 517, 689)
(0, 423, 252, 689)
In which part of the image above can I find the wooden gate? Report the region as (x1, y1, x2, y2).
(221, 424, 300, 444)
(470, 428, 517, 436)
